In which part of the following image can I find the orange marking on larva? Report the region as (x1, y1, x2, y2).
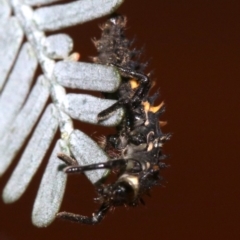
(150, 80, 156, 89)
(159, 121, 167, 127)
(69, 52, 80, 61)
(150, 101, 164, 113)
(153, 165, 160, 171)
(142, 101, 150, 125)
(129, 79, 139, 89)
(142, 101, 150, 111)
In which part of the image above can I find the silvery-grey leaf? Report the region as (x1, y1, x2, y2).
(1, 0, 125, 227)
(33, 0, 124, 31)
(24, 0, 61, 7)
(43, 34, 73, 59)
(2, 104, 58, 203)
(32, 140, 66, 227)
(12, 5, 56, 80)
(0, 42, 37, 137)
(0, 75, 49, 176)
(69, 130, 109, 184)
(0, 17, 23, 90)
(0, 0, 11, 20)
(54, 62, 120, 92)
(62, 93, 124, 126)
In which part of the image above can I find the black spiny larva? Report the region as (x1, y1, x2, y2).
(57, 15, 171, 225)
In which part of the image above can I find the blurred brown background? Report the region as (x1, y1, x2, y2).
(1, 0, 240, 239)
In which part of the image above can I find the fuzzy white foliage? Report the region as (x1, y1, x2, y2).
(0, 0, 124, 227)
(34, 0, 123, 31)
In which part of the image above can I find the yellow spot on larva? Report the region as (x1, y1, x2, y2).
(129, 79, 139, 89)
(150, 101, 164, 113)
